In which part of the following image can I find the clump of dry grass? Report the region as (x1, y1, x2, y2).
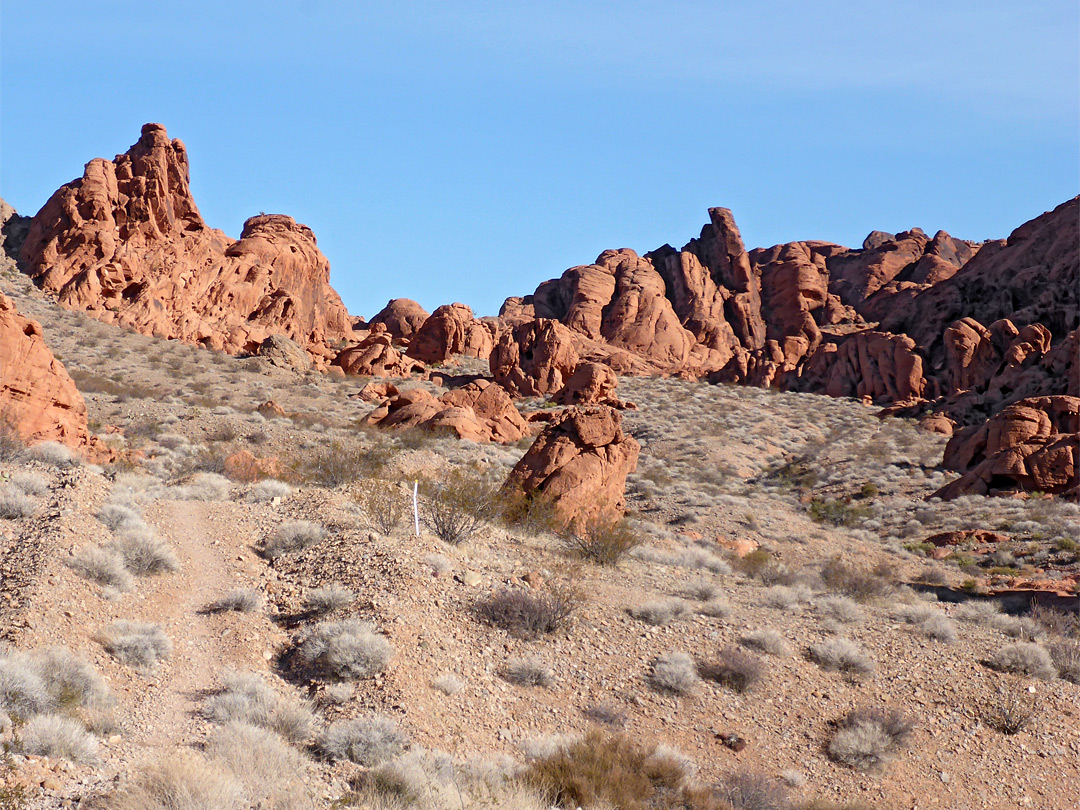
(318, 715, 408, 765)
(262, 520, 326, 559)
(98, 622, 172, 672)
(299, 619, 393, 681)
(505, 657, 554, 688)
(561, 519, 642, 565)
(475, 586, 578, 639)
(987, 642, 1057, 680)
(201, 671, 313, 744)
(740, 628, 791, 657)
(630, 598, 691, 626)
(828, 708, 912, 771)
(304, 585, 355, 615)
(18, 714, 98, 763)
(698, 647, 766, 693)
(207, 589, 262, 614)
(808, 638, 875, 677)
(650, 652, 699, 695)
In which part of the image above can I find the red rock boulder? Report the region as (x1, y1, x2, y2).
(550, 362, 627, 408)
(362, 380, 529, 443)
(503, 406, 640, 528)
(0, 292, 91, 450)
(369, 299, 429, 341)
(490, 319, 579, 398)
(406, 303, 496, 364)
(934, 396, 1079, 499)
(334, 326, 424, 377)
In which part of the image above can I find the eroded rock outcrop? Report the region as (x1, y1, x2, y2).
(406, 303, 496, 364)
(333, 325, 424, 377)
(369, 299, 429, 341)
(0, 292, 91, 449)
(19, 124, 353, 365)
(490, 319, 579, 397)
(551, 362, 628, 409)
(934, 396, 1079, 499)
(503, 406, 639, 528)
(362, 380, 530, 443)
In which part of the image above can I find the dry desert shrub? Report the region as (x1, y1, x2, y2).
(287, 439, 391, 488)
(31, 647, 112, 710)
(953, 600, 1001, 624)
(505, 657, 554, 688)
(205, 722, 314, 809)
(318, 715, 408, 765)
(18, 713, 98, 763)
(808, 638, 875, 678)
(987, 642, 1057, 680)
(0, 487, 37, 519)
(475, 586, 578, 639)
(420, 471, 497, 545)
(201, 671, 314, 744)
(988, 613, 1042, 641)
(1048, 638, 1080, 683)
(9, 471, 48, 497)
(354, 480, 408, 535)
(630, 598, 692, 626)
(685, 577, 723, 601)
(422, 552, 452, 575)
(107, 530, 180, 576)
(99, 621, 172, 672)
(983, 678, 1041, 734)
(171, 471, 231, 501)
(0, 413, 24, 462)
(1028, 603, 1080, 639)
(560, 518, 642, 565)
(207, 588, 262, 614)
(304, 585, 355, 616)
(697, 597, 732, 618)
(96, 502, 143, 532)
(0, 656, 51, 719)
(299, 619, 393, 681)
(68, 546, 134, 592)
(248, 479, 293, 502)
(819, 557, 892, 603)
(828, 708, 912, 772)
(698, 646, 766, 693)
(740, 628, 791, 657)
(431, 674, 464, 696)
(30, 441, 76, 466)
(762, 584, 811, 610)
(262, 520, 326, 559)
(524, 729, 716, 810)
(918, 612, 958, 643)
(104, 753, 244, 810)
(715, 771, 792, 810)
(582, 703, 627, 728)
(650, 652, 700, 695)
(815, 595, 863, 624)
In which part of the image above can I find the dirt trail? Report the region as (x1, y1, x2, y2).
(116, 499, 281, 755)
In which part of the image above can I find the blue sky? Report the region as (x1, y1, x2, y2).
(2, 1, 1077, 318)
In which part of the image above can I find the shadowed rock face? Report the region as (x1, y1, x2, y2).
(19, 123, 353, 366)
(0, 291, 90, 449)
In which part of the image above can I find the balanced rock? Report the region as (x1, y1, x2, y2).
(19, 123, 352, 365)
(334, 326, 424, 377)
(551, 362, 626, 408)
(504, 406, 639, 528)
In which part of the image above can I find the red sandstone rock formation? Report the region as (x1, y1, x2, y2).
(550, 362, 628, 409)
(362, 381, 530, 443)
(369, 299, 429, 341)
(0, 292, 91, 450)
(504, 406, 640, 528)
(19, 124, 353, 366)
(406, 303, 496, 364)
(490, 319, 579, 397)
(934, 396, 1079, 499)
(333, 325, 424, 377)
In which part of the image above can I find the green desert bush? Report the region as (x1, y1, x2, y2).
(828, 708, 912, 772)
(299, 619, 393, 681)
